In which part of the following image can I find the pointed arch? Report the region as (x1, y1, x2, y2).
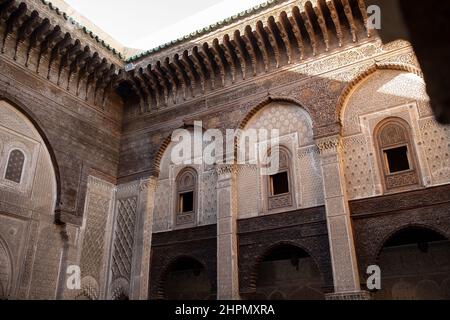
(373, 224, 450, 264)
(237, 96, 315, 132)
(249, 241, 322, 291)
(0, 95, 61, 220)
(337, 63, 424, 127)
(156, 255, 212, 300)
(371, 224, 450, 300)
(235, 97, 315, 157)
(152, 134, 173, 178)
(152, 123, 207, 178)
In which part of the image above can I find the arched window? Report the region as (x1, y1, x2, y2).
(253, 244, 325, 300)
(175, 168, 198, 226)
(4, 149, 25, 184)
(375, 118, 420, 191)
(266, 147, 294, 211)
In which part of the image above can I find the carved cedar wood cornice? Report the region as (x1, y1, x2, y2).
(121, 0, 374, 113)
(0, 0, 375, 114)
(0, 0, 124, 108)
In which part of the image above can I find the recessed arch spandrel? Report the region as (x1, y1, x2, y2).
(340, 69, 428, 136)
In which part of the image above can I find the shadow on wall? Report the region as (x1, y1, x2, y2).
(143, 63, 450, 300)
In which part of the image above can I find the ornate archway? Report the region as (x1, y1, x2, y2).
(374, 226, 450, 300)
(337, 63, 424, 126)
(0, 100, 61, 299)
(159, 256, 213, 300)
(248, 243, 325, 300)
(0, 97, 61, 217)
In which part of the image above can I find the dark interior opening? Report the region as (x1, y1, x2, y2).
(376, 227, 450, 300)
(271, 171, 289, 195)
(164, 257, 212, 300)
(264, 245, 309, 262)
(115, 293, 129, 301)
(384, 146, 410, 173)
(249, 244, 326, 300)
(170, 257, 204, 272)
(384, 227, 447, 252)
(180, 191, 194, 213)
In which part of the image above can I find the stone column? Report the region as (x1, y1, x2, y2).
(134, 177, 158, 300)
(216, 164, 240, 300)
(317, 135, 369, 300)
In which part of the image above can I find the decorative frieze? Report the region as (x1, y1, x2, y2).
(268, 193, 293, 211)
(316, 135, 341, 154)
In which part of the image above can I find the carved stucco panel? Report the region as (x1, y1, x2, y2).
(328, 215, 358, 293)
(237, 164, 259, 219)
(419, 117, 450, 186)
(342, 70, 429, 137)
(152, 179, 171, 233)
(297, 146, 324, 208)
(342, 134, 376, 200)
(200, 170, 217, 226)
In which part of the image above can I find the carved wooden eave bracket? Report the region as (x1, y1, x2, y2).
(0, 0, 123, 109)
(122, 0, 374, 114)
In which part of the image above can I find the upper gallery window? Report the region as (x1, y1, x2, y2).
(375, 118, 420, 191)
(267, 147, 294, 211)
(270, 171, 290, 196)
(4, 149, 25, 184)
(384, 146, 410, 174)
(175, 168, 197, 226)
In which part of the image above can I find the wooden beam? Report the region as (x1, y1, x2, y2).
(14, 10, 39, 60)
(341, 0, 358, 42)
(26, 17, 50, 67)
(327, 0, 344, 47)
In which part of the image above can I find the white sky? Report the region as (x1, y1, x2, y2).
(63, 0, 270, 50)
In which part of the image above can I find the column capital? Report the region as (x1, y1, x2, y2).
(316, 134, 342, 155)
(215, 164, 237, 178)
(139, 176, 158, 192)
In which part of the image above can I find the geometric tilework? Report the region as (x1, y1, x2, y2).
(342, 134, 376, 200)
(419, 117, 450, 185)
(200, 171, 217, 225)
